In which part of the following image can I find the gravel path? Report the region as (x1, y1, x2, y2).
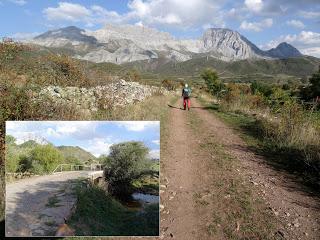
(5, 171, 90, 237)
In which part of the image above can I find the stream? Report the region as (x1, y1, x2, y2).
(121, 192, 159, 210)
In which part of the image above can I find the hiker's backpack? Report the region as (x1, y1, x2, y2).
(183, 88, 191, 97)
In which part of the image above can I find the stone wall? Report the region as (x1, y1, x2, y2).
(37, 79, 168, 112)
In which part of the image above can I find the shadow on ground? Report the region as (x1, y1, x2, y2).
(6, 178, 78, 237)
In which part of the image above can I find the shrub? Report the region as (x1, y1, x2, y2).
(104, 141, 152, 197)
(251, 81, 273, 97)
(201, 68, 225, 97)
(161, 79, 177, 91)
(29, 144, 64, 173)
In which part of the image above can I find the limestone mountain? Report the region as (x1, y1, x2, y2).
(28, 25, 303, 64)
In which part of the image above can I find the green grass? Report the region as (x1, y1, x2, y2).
(68, 179, 159, 236)
(198, 96, 320, 193)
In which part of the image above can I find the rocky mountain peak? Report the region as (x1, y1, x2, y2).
(33, 26, 98, 46)
(201, 27, 266, 60)
(267, 42, 302, 58)
(30, 24, 304, 64)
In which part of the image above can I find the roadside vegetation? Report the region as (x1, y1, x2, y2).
(200, 67, 320, 190)
(5, 135, 94, 180)
(68, 179, 159, 236)
(67, 141, 159, 236)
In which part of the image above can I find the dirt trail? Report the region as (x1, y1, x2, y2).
(5, 171, 90, 237)
(159, 98, 320, 239)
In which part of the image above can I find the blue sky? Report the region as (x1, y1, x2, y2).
(0, 0, 319, 56)
(6, 121, 160, 158)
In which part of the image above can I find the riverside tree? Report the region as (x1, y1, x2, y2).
(29, 144, 64, 174)
(104, 141, 152, 197)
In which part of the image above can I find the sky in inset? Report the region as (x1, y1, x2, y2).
(6, 121, 160, 158)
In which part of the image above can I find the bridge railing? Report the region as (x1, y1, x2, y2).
(52, 163, 103, 174)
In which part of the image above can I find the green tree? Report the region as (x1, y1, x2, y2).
(65, 155, 81, 165)
(200, 68, 224, 96)
(309, 66, 320, 98)
(30, 145, 64, 173)
(104, 141, 152, 197)
(5, 135, 16, 145)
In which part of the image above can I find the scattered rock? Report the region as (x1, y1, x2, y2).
(35, 79, 170, 113)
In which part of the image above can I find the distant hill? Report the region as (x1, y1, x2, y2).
(6, 135, 96, 164)
(123, 55, 320, 83)
(57, 146, 96, 163)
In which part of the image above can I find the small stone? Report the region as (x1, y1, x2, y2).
(293, 222, 300, 228)
(285, 212, 290, 217)
(304, 232, 308, 236)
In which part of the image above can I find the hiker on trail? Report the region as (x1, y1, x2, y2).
(182, 83, 191, 111)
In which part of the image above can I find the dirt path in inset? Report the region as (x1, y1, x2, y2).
(5, 171, 90, 237)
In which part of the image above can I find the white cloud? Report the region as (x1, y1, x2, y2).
(299, 10, 320, 19)
(42, 0, 226, 30)
(240, 18, 273, 32)
(43, 2, 91, 22)
(244, 0, 263, 13)
(149, 149, 160, 159)
(152, 140, 160, 145)
(286, 20, 305, 29)
(116, 121, 159, 132)
(49, 121, 99, 140)
(82, 138, 113, 157)
(262, 31, 320, 57)
(10, 32, 40, 40)
(127, 0, 225, 28)
(9, 0, 26, 6)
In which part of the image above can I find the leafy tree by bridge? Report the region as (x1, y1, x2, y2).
(104, 141, 153, 197)
(29, 144, 64, 174)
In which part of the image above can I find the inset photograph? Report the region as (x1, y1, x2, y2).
(5, 121, 160, 237)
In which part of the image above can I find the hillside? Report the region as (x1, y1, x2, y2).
(57, 146, 96, 163)
(123, 55, 320, 83)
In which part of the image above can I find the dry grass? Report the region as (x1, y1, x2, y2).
(199, 90, 320, 189)
(187, 109, 277, 239)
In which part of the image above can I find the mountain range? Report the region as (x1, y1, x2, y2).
(29, 25, 303, 64)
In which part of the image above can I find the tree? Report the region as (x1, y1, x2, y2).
(104, 141, 152, 197)
(299, 66, 320, 101)
(309, 66, 320, 98)
(30, 145, 64, 173)
(5, 135, 16, 145)
(200, 68, 224, 96)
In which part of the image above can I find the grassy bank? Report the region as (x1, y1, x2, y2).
(198, 94, 320, 192)
(68, 179, 159, 236)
